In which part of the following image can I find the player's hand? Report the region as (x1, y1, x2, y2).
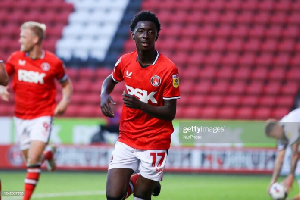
(267, 182, 275, 194)
(0, 85, 9, 101)
(122, 94, 143, 110)
(100, 94, 116, 118)
(54, 99, 69, 116)
(284, 174, 294, 193)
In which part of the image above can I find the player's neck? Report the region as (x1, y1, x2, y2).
(137, 49, 158, 66)
(27, 46, 44, 60)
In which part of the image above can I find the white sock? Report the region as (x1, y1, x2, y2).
(133, 197, 145, 200)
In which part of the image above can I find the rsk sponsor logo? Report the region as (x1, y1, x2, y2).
(125, 85, 157, 104)
(18, 69, 46, 84)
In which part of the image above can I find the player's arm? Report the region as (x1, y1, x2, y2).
(100, 74, 117, 118)
(269, 149, 286, 187)
(54, 78, 73, 115)
(0, 61, 9, 86)
(123, 94, 176, 121)
(284, 143, 299, 192)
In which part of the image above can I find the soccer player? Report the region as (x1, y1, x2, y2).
(0, 21, 73, 200)
(100, 11, 180, 200)
(265, 108, 300, 200)
(0, 58, 9, 86)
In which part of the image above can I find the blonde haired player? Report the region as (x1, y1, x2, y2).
(0, 21, 73, 200)
(265, 108, 300, 200)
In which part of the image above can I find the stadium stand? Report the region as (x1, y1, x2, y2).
(0, 0, 299, 120)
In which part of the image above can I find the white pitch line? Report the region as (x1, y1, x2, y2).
(2, 190, 105, 200)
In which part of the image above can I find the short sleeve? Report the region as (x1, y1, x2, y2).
(55, 60, 68, 83)
(5, 55, 15, 76)
(112, 56, 124, 82)
(163, 67, 180, 100)
(277, 139, 288, 151)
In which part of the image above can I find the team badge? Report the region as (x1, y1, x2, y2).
(172, 74, 179, 88)
(41, 62, 50, 71)
(151, 75, 161, 87)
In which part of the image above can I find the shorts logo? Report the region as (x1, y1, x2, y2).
(151, 75, 161, 87)
(41, 62, 50, 71)
(172, 74, 179, 88)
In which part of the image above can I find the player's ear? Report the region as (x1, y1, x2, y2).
(33, 35, 39, 45)
(155, 33, 159, 41)
(131, 31, 135, 40)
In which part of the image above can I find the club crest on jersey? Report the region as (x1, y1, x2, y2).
(41, 62, 50, 71)
(150, 75, 161, 87)
(172, 74, 179, 88)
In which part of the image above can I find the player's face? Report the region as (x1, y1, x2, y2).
(132, 21, 158, 51)
(19, 28, 36, 52)
(270, 125, 284, 140)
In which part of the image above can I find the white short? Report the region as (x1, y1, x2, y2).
(14, 116, 53, 150)
(109, 141, 168, 182)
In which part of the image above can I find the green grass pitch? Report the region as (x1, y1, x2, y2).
(1, 171, 299, 200)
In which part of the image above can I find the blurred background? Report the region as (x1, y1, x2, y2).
(0, 0, 299, 199)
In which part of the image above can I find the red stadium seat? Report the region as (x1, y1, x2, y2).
(265, 25, 282, 38)
(205, 95, 224, 107)
(236, 107, 254, 120)
(251, 68, 268, 80)
(268, 68, 286, 81)
(223, 95, 241, 106)
(194, 80, 212, 94)
(200, 106, 218, 120)
(210, 80, 229, 94)
(258, 96, 276, 107)
(228, 81, 247, 95)
(280, 82, 299, 95)
(189, 95, 207, 106)
(215, 66, 234, 80)
(286, 68, 300, 82)
(217, 106, 236, 120)
(254, 108, 272, 120)
(240, 95, 259, 107)
(276, 97, 295, 107)
(183, 106, 201, 119)
(231, 26, 248, 38)
(263, 82, 281, 95)
(273, 54, 290, 67)
(272, 107, 290, 120)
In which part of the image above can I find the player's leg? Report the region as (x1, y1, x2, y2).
(133, 176, 158, 200)
(19, 116, 53, 200)
(106, 168, 134, 199)
(107, 142, 138, 200)
(23, 140, 46, 200)
(133, 150, 168, 200)
(125, 174, 161, 199)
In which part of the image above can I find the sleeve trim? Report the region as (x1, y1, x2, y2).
(59, 74, 68, 83)
(111, 74, 120, 83)
(163, 96, 181, 100)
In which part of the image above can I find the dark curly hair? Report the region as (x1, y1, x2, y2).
(130, 11, 161, 33)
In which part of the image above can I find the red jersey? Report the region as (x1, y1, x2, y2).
(112, 51, 180, 150)
(5, 51, 67, 119)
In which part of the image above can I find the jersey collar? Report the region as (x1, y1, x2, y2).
(137, 50, 159, 66)
(25, 50, 45, 59)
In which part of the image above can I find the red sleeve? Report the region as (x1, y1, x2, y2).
(112, 56, 124, 82)
(5, 55, 15, 76)
(54, 60, 68, 82)
(163, 67, 180, 100)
